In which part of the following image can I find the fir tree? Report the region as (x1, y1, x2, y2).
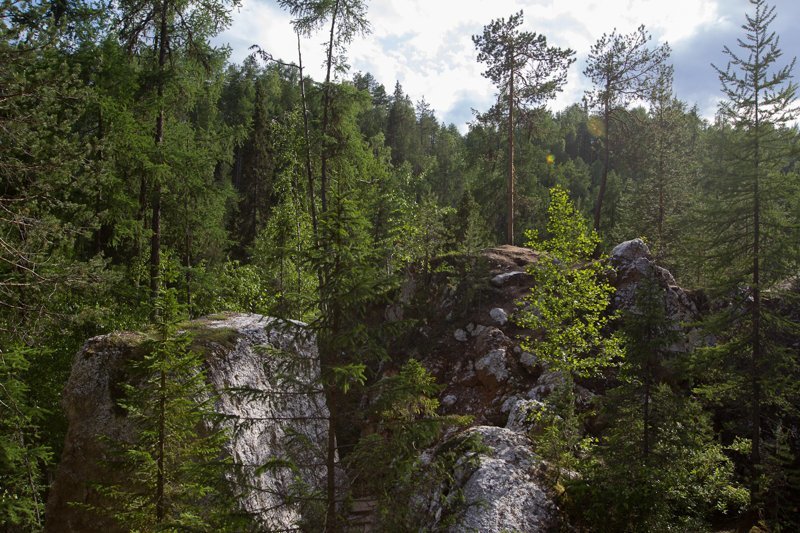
(695, 0, 799, 509)
(92, 290, 239, 530)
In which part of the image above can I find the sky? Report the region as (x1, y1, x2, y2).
(215, 0, 800, 132)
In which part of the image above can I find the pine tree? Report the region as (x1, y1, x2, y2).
(473, 11, 574, 244)
(584, 25, 670, 233)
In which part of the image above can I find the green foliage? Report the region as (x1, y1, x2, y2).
(2, 1, 799, 529)
(369, 428, 484, 532)
(0, 346, 52, 531)
(583, 24, 670, 232)
(473, 10, 575, 243)
(516, 186, 622, 377)
(568, 384, 748, 532)
(613, 66, 700, 269)
(564, 278, 748, 531)
(689, 3, 800, 521)
(761, 423, 800, 530)
(89, 290, 240, 531)
(527, 376, 594, 487)
(350, 360, 461, 498)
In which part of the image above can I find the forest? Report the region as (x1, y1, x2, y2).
(1, 0, 799, 531)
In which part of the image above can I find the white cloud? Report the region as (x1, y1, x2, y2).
(217, 0, 725, 131)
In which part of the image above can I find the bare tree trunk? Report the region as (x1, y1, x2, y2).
(320, 0, 341, 215)
(184, 195, 192, 317)
(297, 33, 317, 238)
(507, 62, 515, 245)
(751, 106, 761, 471)
(593, 95, 610, 231)
(643, 364, 652, 461)
(156, 365, 167, 522)
(150, 0, 169, 315)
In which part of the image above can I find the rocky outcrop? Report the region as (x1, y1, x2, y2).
(45, 313, 327, 532)
(417, 426, 559, 533)
(381, 242, 703, 532)
(611, 238, 705, 351)
(48, 242, 701, 533)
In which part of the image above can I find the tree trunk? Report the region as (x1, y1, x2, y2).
(320, 0, 341, 215)
(325, 391, 338, 532)
(507, 63, 515, 245)
(643, 364, 651, 462)
(184, 195, 192, 317)
(156, 365, 167, 522)
(150, 0, 169, 314)
(297, 33, 317, 239)
(751, 106, 761, 472)
(593, 95, 610, 231)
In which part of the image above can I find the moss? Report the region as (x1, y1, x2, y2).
(187, 326, 240, 355)
(204, 311, 237, 321)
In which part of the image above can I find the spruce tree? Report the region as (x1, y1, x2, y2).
(696, 0, 799, 507)
(92, 290, 238, 530)
(614, 65, 699, 268)
(0, 346, 52, 530)
(115, 0, 240, 310)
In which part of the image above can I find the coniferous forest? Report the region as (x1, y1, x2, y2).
(2, 0, 800, 531)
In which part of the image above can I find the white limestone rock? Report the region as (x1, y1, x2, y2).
(475, 348, 509, 385)
(418, 426, 559, 532)
(46, 314, 327, 532)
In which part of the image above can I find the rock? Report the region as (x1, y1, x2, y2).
(471, 324, 488, 337)
(490, 270, 529, 287)
(506, 399, 546, 433)
(475, 348, 509, 386)
(454, 328, 468, 342)
(611, 239, 702, 352)
(520, 351, 537, 369)
(527, 370, 567, 400)
(610, 238, 651, 265)
(489, 307, 508, 326)
(46, 314, 327, 532)
(421, 426, 558, 533)
(442, 394, 457, 407)
(500, 395, 519, 413)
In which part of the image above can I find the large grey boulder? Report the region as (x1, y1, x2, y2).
(611, 239, 703, 351)
(418, 426, 558, 532)
(45, 313, 328, 532)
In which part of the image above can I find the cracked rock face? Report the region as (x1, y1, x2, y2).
(45, 313, 327, 532)
(417, 426, 558, 533)
(611, 238, 703, 352)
